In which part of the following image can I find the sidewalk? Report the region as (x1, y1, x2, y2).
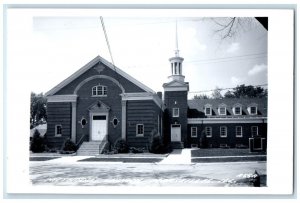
(159, 149, 192, 164)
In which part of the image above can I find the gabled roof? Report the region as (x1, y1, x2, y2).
(188, 97, 267, 117)
(45, 55, 155, 96)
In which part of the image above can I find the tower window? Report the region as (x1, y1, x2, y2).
(173, 108, 179, 117)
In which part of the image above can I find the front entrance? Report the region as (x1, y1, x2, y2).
(91, 115, 107, 141)
(171, 124, 181, 142)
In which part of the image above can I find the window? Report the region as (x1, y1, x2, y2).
(234, 106, 242, 115)
(248, 104, 257, 115)
(191, 127, 197, 138)
(250, 106, 257, 115)
(205, 106, 212, 116)
(92, 85, 107, 96)
(136, 124, 144, 137)
(236, 126, 243, 137)
(55, 125, 62, 136)
(205, 127, 212, 137)
(220, 126, 227, 137)
(251, 126, 259, 136)
(173, 108, 179, 117)
(219, 107, 226, 115)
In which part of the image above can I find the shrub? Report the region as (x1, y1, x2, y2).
(114, 139, 129, 153)
(149, 133, 171, 154)
(30, 129, 45, 153)
(130, 147, 144, 154)
(61, 138, 77, 152)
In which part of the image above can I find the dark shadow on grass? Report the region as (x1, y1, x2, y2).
(30, 157, 61, 161)
(78, 158, 163, 163)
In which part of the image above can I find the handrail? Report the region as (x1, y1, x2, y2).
(76, 134, 87, 149)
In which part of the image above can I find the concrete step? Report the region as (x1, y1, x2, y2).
(77, 141, 107, 156)
(171, 141, 184, 149)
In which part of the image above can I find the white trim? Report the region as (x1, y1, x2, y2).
(205, 126, 212, 137)
(89, 112, 108, 141)
(236, 126, 243, 137)
(47, 95, 77, 103)
(188, 117, 267, 124)
(205, 107, 212, 116)
(71, 102, 76, 143)
(163, 86, 189, 92)
(45, 55, 155, 96)
(55, 124, 62, 137)
(191, 127, 197, 138)
(251, 126, 259, 136)
(248, 106, 258, 115)
(172, 108, 179, 117)
(121, 92, 164, 110)
(233, 106, 242, 115)
(121, 100, 127, 140)
(74, 75, 125, 94)
(220, 126, 227, 137)
(218, 106, 227, 115)
(136, 124, 144, 137)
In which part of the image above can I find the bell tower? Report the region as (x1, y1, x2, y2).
(163, 21, 189, 148)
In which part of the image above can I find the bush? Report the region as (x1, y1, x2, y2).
(30, 129, 45, 153)
(149, 133, 171, 154)
(114, 139, 129, 153)
(130, 147, 144, 154)
(61, 138, 77, 152)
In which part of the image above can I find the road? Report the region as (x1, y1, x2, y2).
(30, 160, 266, 187)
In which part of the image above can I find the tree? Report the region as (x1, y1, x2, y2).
(194, 94, 210, 99)
(224, 90, 235, 98)
(211, 87, 223, 99)
(30, 92, 47, 128)
(210, 17, 267, 40)
(233, 84, 267, 98)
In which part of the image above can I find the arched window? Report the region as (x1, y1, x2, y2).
(92, 85, 107, 96)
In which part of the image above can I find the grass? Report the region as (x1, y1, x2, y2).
(191, 148, 266, 158)
(78, 157, 163, 163)
(30, 157, 61, 161)
(192, 156, 267, 163)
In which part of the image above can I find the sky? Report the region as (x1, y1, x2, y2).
(7, 10, 268, 99)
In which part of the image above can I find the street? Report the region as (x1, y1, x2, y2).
(30, 159, 266, 187)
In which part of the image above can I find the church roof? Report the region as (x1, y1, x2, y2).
(45, 55, 155, 96)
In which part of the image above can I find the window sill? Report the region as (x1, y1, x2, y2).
(136, 134, 144, 137)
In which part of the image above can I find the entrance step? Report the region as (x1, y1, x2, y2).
(77, 141, 107, 156)
(171, 141, 184, 149)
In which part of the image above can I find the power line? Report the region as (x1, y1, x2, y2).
(189, 84, 268, 94)
(185, 53, 267, 65)
(99, 16, 121, 86)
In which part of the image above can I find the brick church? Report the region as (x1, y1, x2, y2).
(45, 44, 267, 153)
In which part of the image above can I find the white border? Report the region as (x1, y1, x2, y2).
(4, 8, 294, 196)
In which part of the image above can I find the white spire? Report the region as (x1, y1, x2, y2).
(175, 20, 180, 57)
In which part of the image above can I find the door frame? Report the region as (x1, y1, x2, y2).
(171, 124, 181, 142)
(89, 112, 109, 141)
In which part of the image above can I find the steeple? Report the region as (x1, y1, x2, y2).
(169, 20, 185, 82)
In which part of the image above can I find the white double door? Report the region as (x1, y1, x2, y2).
(91, 115, 107, 141)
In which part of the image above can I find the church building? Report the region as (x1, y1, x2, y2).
(45, 36, 267, 153)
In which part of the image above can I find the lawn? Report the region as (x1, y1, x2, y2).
(78, 157, 163, 163)
(30, 157, 61, 161)
(191, 148, 266, 157)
